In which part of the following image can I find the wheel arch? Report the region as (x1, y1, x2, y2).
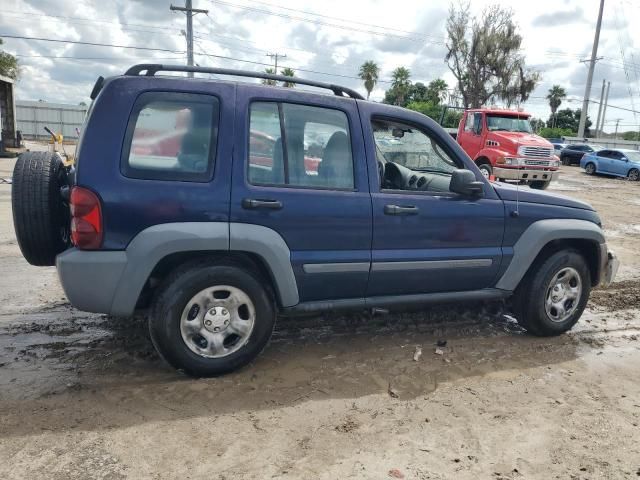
(496, 219, 605, 291)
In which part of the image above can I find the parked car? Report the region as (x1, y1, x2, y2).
(550, 142, 567, 154)
(580, 148, 640, 180)
(559, 144, 603, 166)
(11, 64, 619, 376)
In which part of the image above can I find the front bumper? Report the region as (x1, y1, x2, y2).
(599, 243, 619, 287)
(493, 167, 560, 182)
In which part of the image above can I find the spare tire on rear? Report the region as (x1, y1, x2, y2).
(11, 152, 71, 266)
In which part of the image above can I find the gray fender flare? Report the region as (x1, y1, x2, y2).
(495, 218, 605, 291)
(110, 222, 299, 316)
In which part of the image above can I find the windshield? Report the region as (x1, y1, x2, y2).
(625, 151, 640, 162)
(486, 114, 532, 133)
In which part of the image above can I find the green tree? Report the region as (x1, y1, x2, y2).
(538, 127, 573, 139)
(529, 117, 545, 133)
(0, 39, 19, 79)
(547, 108, 592, 135)
(281, 67, 295, 88)
(623, 131, 640, 141)
(390, 66, 411, 106)
(546, 85, 567, 128)
(425, 79, 448, 104)
(262, 68, 276, 86)
(408, 82, 428, 103)
(445, 3, 539, 108)
(358, 60, 380, 100)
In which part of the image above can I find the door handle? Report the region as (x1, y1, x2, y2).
(384, 204, 419, 216)
(242, 198, 283, 210)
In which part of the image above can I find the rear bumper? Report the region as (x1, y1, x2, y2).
(493, 167, 560, 182)
(56, 248, 127, 314)
(599, 243, 619, 287)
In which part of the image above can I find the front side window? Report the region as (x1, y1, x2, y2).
(486, 114, 532, 133)
(248, 102, 354, 190)
(372, 118, 461, 193)
(122, 92, 219, 181)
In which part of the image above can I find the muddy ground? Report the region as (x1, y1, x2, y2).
(0, 158, 639, 479)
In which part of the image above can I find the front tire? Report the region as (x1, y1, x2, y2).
(584, 162, 596, 175)
(513, 250, 591, 336)
(628, 168, 639, 181)
(477, 162, 493, 179)
(561, 156, 570, 166)
(149, 260, 276, 376)
(529, 180, 550, 190)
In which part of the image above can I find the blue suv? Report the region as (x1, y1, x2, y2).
(11, 65, 619, 376)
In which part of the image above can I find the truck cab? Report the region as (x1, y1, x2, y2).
(457, 108, 560, 189)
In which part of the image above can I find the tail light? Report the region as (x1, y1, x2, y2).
(70, 187, 103, 249)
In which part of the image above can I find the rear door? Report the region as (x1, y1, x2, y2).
(230, 86, 372, 303)
(358, 102, 505, 297)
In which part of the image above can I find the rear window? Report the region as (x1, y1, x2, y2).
(121, 92, 219, 182)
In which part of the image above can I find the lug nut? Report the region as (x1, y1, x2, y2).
(205, 320, 212, 326)
(222, 309, 228, 315)
(214, 327, 220, 332)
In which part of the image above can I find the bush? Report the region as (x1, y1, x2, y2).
(538, 127, 573, 139)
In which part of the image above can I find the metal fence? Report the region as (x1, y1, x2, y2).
(16, 100, 88, 140)
(562, 136, 640, 150)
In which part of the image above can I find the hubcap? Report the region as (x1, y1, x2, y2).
(545, 267, 582, 323)
(630, 170, 639, 181)
(179, 285, 256, 358)
(480, 167, 490, 179)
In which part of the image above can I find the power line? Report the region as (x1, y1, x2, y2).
(206, 0, 445, 44)
(0, 34, 185, 54)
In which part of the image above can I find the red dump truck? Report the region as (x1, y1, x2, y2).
(454, 108, 560, 190)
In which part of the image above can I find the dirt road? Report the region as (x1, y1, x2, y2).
(1, 159, 639, 479)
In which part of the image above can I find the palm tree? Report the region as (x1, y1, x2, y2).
(281, 67, 295, 88)
(391, 67, 411, 106)
(547, 85, 567, 128)
(358, 61, 380, 100)
(262, 68, 276, 86)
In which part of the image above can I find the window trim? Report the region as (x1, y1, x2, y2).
(246, 99, 357, 192)
(371, 114, 465, 196)
(120, 91, 219, 182)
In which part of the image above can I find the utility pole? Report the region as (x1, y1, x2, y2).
(599, 81, 611, 134)
(170, 0, 208, 77)
(577, 0, 605, 138)
(614, 118, 622, 139)
(594, 79, 606, 137)
(266, 53, 286, 74)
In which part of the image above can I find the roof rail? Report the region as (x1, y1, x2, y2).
(124, 64, 365, 100)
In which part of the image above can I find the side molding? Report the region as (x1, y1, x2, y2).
(495, 219, 605, 291)
(110, 222, 229, 316)
(230, 223, 299, 307)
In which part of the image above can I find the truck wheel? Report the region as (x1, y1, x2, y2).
(149, 259, 276, 376)
(628, 168, 639, 181)
(512, 249, 591, 336)
(11, 152, 71, 266)
(477, 162, 492, 179)
(529, 180, 550, 190)
(584, 163, 596, 175)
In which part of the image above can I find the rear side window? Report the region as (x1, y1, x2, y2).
(248, 101, 354, 190)
(122, 92, 219, 182)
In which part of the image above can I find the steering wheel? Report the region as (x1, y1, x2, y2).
(378, 160, 386, 186)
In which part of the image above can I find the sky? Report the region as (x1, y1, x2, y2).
(1, 0, 640, 133)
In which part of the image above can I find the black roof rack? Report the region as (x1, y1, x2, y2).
(124, 64, 365, 100)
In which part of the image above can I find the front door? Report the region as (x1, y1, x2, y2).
(231, 87, 372, 303)
(358, 103, 504, 297)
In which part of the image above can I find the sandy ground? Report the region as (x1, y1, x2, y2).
(0, 157, 639, 479)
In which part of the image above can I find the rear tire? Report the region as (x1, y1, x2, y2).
(11, 152, 70, 266)
(513, 250, 591, 336)
(149, 259, 276, 376)
(584, 162, 596, 175)
(529, 180, 550, 190)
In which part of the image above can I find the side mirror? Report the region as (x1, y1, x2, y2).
(450, 169, 484, 197)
